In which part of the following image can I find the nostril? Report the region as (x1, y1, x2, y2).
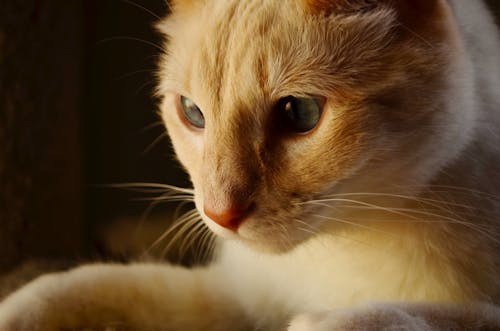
(203, 202, 254, 231)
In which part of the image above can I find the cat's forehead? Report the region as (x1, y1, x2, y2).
(159, 0, 396, 112)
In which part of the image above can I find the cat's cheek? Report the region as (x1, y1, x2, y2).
(161, 100, 205, 178)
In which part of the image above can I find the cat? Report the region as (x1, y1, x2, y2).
(1, 0, 500, 330)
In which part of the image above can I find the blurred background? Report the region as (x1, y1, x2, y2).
(0, 0, 194, 281)
(0, 0, 499, 283)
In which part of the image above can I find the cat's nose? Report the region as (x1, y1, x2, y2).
(203, 202, 254, 231)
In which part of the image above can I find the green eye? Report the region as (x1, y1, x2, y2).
(180, 95, 205, 129)
(278, 96, 323, 133)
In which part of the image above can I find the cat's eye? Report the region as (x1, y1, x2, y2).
(277, 96, 324, 134)
(179, 95, 205, 129)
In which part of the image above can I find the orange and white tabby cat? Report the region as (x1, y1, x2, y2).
(1, 0, 500, 330)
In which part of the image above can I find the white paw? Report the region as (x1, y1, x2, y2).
(0, 300, 45, 331)
(288, 305, 432, 331)
(0, 277, 50, 331)
(0, 273, 74, 331)
(288, 312, 330, 331)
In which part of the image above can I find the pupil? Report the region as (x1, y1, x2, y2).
(181, 96, 205, 129)
(282, 97, 321, 133)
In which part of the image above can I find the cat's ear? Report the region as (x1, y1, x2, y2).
(157, 0, 202, 35)
(303, 0, 445, 33)
(168, 0, 201, 12)
(302, 0, 378, 15)
(303, 0, 440, 20)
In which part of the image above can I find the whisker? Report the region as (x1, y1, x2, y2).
(139, 189, 193, 224)
(142, 131, 168, 155)
(173, 200, 195, 221)
(323, 192, 478, 210)
(134, 79, 155, 95)
(206, 235, 219, 261)
(323, 192, 482, 226)
(276, 222, 294, 250)
(297, 226, 317, 236)
(305, 197, 454, 225)
(293, 218, 318, 232)
(131, 196, 194, 203)
(302, 198, 500, 244)
(97, 36, 164, 52)
(120, 0, 162, 20)
(116, 68, 156, 81)
(398, 184, 500, 201)
(313, 214, 398, 239)
(398, 23, 434, 48)
(147, 209, 198, 254)
(293, 219, 376, 248)
(186, 224, 209, 262)
(178, 221, 206, 260)
(107, 183, 194, 195)
(195, 227, 214, 263)
(338, 199, 488, 228)
(195, 226, 213, 263)
(160, 213, 201, 258)
(141, 121, 165, 133)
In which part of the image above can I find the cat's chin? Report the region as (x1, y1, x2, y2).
(202, 215, 315, 254)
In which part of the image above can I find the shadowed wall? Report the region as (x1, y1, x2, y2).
(0, 1, 84, 271)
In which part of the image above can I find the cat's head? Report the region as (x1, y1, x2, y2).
(157, 0, 475, 252)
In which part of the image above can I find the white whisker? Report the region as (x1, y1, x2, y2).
(300, 195, 500, 245)
(142, 131, 169, 155)
(313, 214, 398, 239)
(120, 0, 161, 20)
(107, 182, 194, 195)
(147, 209, 199, 255)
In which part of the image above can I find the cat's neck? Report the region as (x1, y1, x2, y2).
(214, 182, 499, 312)
(213, 228, 491, 326)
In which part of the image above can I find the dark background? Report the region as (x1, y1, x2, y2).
(0, 0, 190, 273)
(0, 1, 499, 274)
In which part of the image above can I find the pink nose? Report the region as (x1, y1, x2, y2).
(204, 203, 253, 231)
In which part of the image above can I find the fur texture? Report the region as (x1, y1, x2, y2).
(1, 0, 500, 330)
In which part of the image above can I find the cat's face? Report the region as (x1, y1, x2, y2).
(158, 0, 472, 252)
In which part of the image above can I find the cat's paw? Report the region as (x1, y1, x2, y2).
(0, 275, 53, 331)
(0, 299, 127, 331)
(288, 305, 432, 331)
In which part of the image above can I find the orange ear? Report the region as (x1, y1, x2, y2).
(169, 0, 200, 12)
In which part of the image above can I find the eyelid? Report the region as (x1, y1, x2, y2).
(276, 95, 326, 106)
(314, 96, 327, 108)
